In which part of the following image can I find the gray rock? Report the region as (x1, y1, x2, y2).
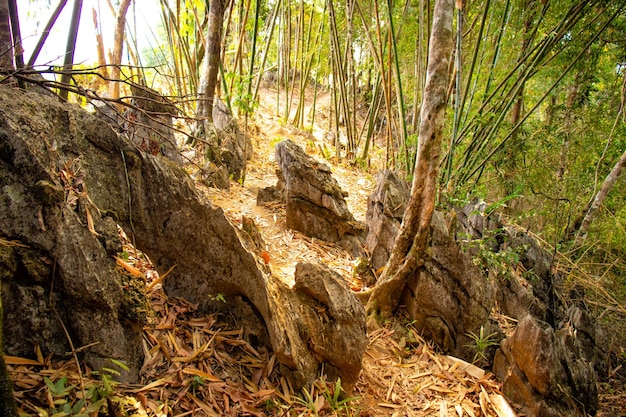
(365, 170, 410, 271)
(126, 82, 182, 165)
(275, 139, 365, 256)
(493, 314, 598, 417)
(401, 211, 495, 358)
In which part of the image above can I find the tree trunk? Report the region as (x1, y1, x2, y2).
(197, 0, 226, 124)
(576, 149, 626, 241)
(92, 5, 108, 89)
(108, 0, 132, 100)
(0, 0, 13, 71)
(365, 0, 454, 321)
(27, 0, 69, 68)
(59, 0, 82, 101)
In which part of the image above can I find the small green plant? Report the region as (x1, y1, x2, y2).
(191, 375, 205, 392)
(320, 378, 360, 416)
(469, 227, 526, 280)
(292, 385, 322, 416)
(88, 359, 129, 402)
(37, 376, 103, 417)
(263, 398, 283, 414)
(209, 293, 226, 303)
(466, 326, 499, 366)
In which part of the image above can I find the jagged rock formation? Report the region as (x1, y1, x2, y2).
(0, 91, 146, 381)
(365, 170, 411, 271)
(400, 210, 495, 358)
(0, 85, 365, 392)
(272, 139, 366, 256)
(197, 98, 251, 189)
(126, 82, 182, 164)
(364, 173, 604, 416)
(365, 171, 492, 357)
(280, 262, 367, 392)
(493, 314, 598, 417)
(456, 201, 604, 417)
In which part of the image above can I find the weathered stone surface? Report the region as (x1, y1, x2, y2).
(0, 89, 146, 381)
(257, 169, 285, 205)
(455, 200, 604, 416)
(365, 170, 410, 271)
(202, 98, 251, 188)
(0, 85, 365, 391)
(455, 201, 553, 323)
(364, 178, 493, 357)
(275, 139, 365, 255)
(400, 211, 495, 359)
(279, 262, 367, 393)
(126, 82, 182, 164)
(493, 314, 598, 417)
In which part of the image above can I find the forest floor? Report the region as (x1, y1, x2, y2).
(6, 86, 626, 416)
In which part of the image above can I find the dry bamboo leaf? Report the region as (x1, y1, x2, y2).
(188, 392, 220, 416)
(3, 356, 44, 366)
(146, 263, 177, 292)
(445, 356, 486, 380)
(478, 388, 490, 416)
(85, 207, 101, 236)
(0, 237, 28, 247)
(131, 377, 175, 392)
(379, 402, 403, 408)
(490, 394, 517, 417)
(35, 344, 44, 364)
(386, 374, 397, 401)
(428, 385, 456, 394)
(253, 388, 276, 399)
(182, 368, 223, 383)
(114, 256, 144, 278)
(408, 371, 433, 380)
(440, 400, 448, 417)
(314, 395, 326, 413)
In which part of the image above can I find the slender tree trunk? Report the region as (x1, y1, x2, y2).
(365, 0, 454, 321)
(0, 0, 13, 71)
(108, 0, 132, 99)
(59, 0, 82, 101)
(197, 0, 225, 124)
(27, 0, 69, 68)
(92, 5, 108, 89)
(6, 0, 23, 74)
(576, 149, 626, 242)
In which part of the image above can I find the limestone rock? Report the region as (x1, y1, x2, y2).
(493, 314, 598, 417)
(275, 139, 365, 255)
(364, 179, 603, 415)
(365, 170, 410, 271)
(205, 98, 252, 187)
(0, 89, 146, 381)
(276, 263, 367, 393)
(455, 200, 604, 416)
(0, 85, 365, 391)
(400, 211, 495, 358)
(126, 82, 182, 164)
(364, 175, 493, 357)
